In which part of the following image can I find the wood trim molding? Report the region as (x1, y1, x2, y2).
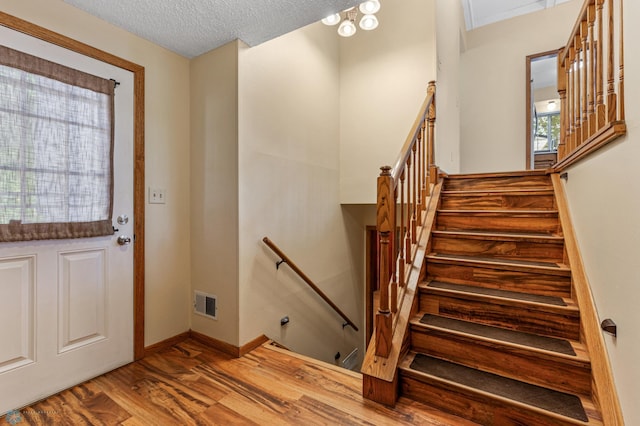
(144, 332, 191, 357)
(190, 330, 269, 358)
(0, 11, 147, 360)
(525, 48, 563, 170)
(553, 121, 626, 171)
(551, 174, 624, 425)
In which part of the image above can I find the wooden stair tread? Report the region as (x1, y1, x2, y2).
(428, 253, 569, 271)
(401, 353, 593, 424)
(442, 188, 554, 195)
(432, 229, 564, 242)
(422, 280, 571, 307)
(445, 170, 550, 179)
(413, 314, 579, 357)
(437, 209, 559, 216)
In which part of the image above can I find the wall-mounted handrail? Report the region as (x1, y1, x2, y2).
(262, 237, 359, 331)
(555, 0, 625, 170)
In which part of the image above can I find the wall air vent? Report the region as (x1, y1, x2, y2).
(194, 291, 217, 320)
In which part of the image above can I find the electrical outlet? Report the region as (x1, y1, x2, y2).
(149, 187, 166, 204)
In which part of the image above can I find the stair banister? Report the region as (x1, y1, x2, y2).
(374, 81, 436, 358)
(262, 237, 359, 331)
(555, 0, 625, 170)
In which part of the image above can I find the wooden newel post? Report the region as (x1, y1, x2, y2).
(427, 81, 437, 184)
(376, 165, 394, 357)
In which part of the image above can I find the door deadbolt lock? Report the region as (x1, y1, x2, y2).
(117, 235, 132, 246)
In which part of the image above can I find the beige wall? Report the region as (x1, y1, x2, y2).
(339, 0, 437, 203)
(2, 0, 192, 346)
(460, 0, 582, 174)
(190, 42, 240, 345)
(561, 1, 640, 423)
(237, 23, 364, 365)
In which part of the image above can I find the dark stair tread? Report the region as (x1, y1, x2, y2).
(445, 170, 550, 179)
(424, 281, 568, 306)
(418, 314, 576, 356)
(408, 353, 588, 422)
(429, 252, 565, 269)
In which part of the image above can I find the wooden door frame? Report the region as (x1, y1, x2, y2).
(0, 12, 147, 360)
(525, 48, 562, 170)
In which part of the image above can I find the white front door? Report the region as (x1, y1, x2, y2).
(0, 28, 135, 414)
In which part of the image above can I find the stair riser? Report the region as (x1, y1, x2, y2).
(421, 293, 580, 340)
(440, 193, 556, 211)
(437, 213, 560, 234)
(410, 328, 591, 396)
(400, 375, 589, 426)
(431, 235, 564, 263)
(426, 262, 572, 298)
(444, 176, 552, 191)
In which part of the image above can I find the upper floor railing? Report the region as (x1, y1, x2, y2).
(556, 0, 626, 170)
(373, 81, 436, 358)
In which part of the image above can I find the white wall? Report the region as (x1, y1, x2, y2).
(435, 0, 464, 174)
(561, 1, 640, 423)
(339, 0, 437, 203)
(190, 41, 240, 346)
(237, 23, 363, 365)
(2, 0, 192, 346)
(460, 0, 582, 173)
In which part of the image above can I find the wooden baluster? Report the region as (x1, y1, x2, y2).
(416, 134, 423, 224)
(398, 170, 406, 285)
(567, 54, 574, 155)
(405, 157, 412, 265)
(568, 52, 575, 153)
(427, 81, 436, 184)
(607, 0, 617, 123)
(376, 166, 393, 357)
(411, 144, 418, 244)
(421, 120, 428, 200)
(596, 0, 606, 129)
(574, 35, 582, 147)
(587, 3, 596, 137)
(618, 0, 624, 121)
(557, 53, 567, 161)
(580, 20, 589, 144)
(390, 184, 398, 314)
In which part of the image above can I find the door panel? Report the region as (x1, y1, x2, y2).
(0, 26, 134, 414)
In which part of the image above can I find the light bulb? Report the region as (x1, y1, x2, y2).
(359, 14, 379, 30)
(338, 18, 357, 37)
(322, 13, 341, 26)
(359, 0, 381, 15)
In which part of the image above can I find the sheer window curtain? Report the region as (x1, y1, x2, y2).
(0, 45, 114, 242)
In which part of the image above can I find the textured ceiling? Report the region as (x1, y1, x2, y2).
(462, 0, 573, 30)
(62, 0, 576, 58)
(62, 0, 362, 58)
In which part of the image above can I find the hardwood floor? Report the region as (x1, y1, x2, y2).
(1, 339, 477, 425)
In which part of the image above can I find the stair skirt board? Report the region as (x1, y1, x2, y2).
(409, 354, 588, 422)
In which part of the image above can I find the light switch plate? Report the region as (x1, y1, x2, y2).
(149, 187, 166, 204)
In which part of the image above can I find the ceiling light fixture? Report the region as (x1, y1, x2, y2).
(322, 1, 381, 37)
(547, 100, 557, 111)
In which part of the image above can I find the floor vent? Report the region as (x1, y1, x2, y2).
(194, 291, 217, 320)
(341, 348, 359, 371)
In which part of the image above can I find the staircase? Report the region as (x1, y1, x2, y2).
(397, 171, 603, 425)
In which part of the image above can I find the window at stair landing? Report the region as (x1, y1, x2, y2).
(533, 112, 560, 153)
